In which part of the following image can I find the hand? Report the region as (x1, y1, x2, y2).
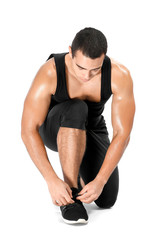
(76, 178, 105, 204)
(47, 177, 74, 206)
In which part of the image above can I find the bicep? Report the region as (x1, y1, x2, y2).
(21, 66, 52, 134)
(111, 72, 136, 138)
(21, 90, 51, 133)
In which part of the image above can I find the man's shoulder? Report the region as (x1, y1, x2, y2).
(27, 57, 57, 98)
(110, 57, 132, 95)
(43, 56, 56, 75)
(110, 57, 130, 78)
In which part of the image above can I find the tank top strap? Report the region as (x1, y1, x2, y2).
(46, 52, 69, 102)
(101, 55, 112, 102)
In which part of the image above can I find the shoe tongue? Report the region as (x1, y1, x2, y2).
(71, 187, 80, 199)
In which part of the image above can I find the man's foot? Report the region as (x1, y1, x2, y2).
(60, 187, 88, 224)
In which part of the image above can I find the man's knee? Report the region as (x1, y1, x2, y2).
(65, 99, 88, 120)
(94, 197, 118, 209)
(60, 99, 88, 129)
(94, 184, 119, 209)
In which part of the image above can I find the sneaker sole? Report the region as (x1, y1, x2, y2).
(62, 218, 88, 224)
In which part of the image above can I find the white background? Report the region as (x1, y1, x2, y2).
(0, 0, 158, 239)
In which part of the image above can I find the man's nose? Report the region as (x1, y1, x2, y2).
(85, 71, 91, 79)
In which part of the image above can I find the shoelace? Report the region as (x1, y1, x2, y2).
(61, 193, 82, 212)
(72, 193, 81, 199)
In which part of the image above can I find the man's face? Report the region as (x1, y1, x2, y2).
(69, 47, 105, 83)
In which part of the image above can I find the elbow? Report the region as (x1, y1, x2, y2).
(113, 131, 130, 146)
(21, 123, 28, 142)
(125, 135, 130, 147)
(120, 133, 131, 148)
(118, 133, 131, 151)
(21, 128, 37, 143)
(21, 111, 41, 142)
(21, 125, 25, 141)
(21, 130, 28, 143)
(21, 120, 39, 142)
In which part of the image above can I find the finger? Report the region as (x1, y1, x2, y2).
(64, 194, 74, 204)
(60, 197, 68, 206)
(53, 200, 58, 206)
(66, 186, 73, 198)
(77, 191, 93, 201)
(77, 191, 91, 200)
(78, 186, 88, 195)
(76, 192, 90, 200)
(53, 200, 62, 206)
(80, 195, 95, 204)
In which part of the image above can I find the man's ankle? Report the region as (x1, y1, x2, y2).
(64, 178, 78, 189)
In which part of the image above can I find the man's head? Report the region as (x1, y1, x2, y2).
(68, 27, 107, 82)
(70, 27, 108, 59)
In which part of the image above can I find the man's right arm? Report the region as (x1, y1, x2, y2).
(21, 62, 57, 182)
(21, 61, 74, 206)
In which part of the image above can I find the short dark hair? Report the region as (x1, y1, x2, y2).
(71, 27, 108, 59)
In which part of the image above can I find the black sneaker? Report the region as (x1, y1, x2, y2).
(60, 187, 88, 224)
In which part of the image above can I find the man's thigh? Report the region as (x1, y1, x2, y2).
(39, 99, 88, 152)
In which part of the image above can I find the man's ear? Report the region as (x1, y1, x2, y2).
(68, 46, 72, 59)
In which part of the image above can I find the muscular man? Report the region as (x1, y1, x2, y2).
(21, 27, 135, 224)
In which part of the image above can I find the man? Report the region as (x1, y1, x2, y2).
(21, 27, 135, 224)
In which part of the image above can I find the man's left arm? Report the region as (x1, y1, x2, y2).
(77, 69, 136, 203)
(96, 69, 136, 184)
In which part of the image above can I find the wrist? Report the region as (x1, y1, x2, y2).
(45, 172, 58, 185)
(95, 173, 107, 186)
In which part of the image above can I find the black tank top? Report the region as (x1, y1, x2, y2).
(46, 52, 112, 133)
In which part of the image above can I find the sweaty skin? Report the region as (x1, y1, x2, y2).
(21, 47, 135, 205)
(77, 56, 136, 203)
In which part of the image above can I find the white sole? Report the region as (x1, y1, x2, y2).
(63, 218, 88, 224)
